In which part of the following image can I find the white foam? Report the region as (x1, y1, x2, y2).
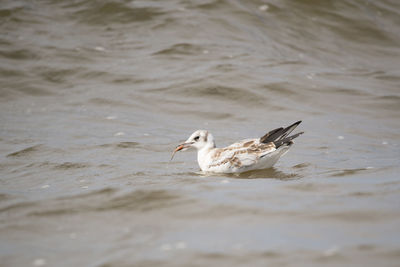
(33, 258, 46, 266)
(94, 46, 105, 51)
(323, 245, 339, 257)
(175, 241, 187, 249)
(69, 233, 77, 239)
(160, 243, 172, 251)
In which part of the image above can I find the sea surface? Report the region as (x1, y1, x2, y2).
(1, 0, 400, 266)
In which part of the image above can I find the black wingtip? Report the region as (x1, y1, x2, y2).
(288, 120, 302, 129)
(274, 131, 304, 148)
(260, 121, 303, 144)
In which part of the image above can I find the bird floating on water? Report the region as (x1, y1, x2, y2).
(171, 121, 304, 173)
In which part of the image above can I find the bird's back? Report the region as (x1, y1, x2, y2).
(203, 138, 278, 173)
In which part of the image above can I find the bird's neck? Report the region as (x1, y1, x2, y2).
(197, 145, 215, 171)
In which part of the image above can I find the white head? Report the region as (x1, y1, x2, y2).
(171, 130, 215, 160)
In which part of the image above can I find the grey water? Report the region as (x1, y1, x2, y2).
(1, 0, 400, 266)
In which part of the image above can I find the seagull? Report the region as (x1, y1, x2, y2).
(171, 121, 304, 173)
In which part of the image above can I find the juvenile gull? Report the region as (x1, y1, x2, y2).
(171, 121, 304, 173)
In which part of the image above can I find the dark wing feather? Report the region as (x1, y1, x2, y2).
(260, 121, 303, 144)
(274, 131, 304, 148)
(260, 127, 284, 143)
(277, 120, 302, 141)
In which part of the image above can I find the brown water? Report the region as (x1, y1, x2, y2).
(1, 0, 400, 266)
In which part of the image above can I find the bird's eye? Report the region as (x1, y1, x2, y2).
(194, 136, 200, 141)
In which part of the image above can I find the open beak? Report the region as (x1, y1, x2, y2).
(170, 142, 193, 161)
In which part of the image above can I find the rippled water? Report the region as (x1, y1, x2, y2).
(1, 0, 400, 266)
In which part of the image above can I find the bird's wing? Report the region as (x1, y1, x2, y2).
(209, 140, 276, 169)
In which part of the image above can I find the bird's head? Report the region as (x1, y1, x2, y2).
(171, 130, 215, 160)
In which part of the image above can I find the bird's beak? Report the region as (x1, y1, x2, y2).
(170, 142, 193, 161)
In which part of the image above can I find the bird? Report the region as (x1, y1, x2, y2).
(171, 121, 304, 173)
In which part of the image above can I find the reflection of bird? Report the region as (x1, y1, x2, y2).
(171, 121, 304, 173)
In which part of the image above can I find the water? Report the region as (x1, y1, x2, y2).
(1, 0, 400, 266)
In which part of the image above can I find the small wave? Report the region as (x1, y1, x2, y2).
(29, 189, 189, 216)
(169, 110, 233, 120)
(15, 84, 54, 97)
(187, 85, 267, 106)
(153, 43, 205, 56)
(6, 144, 43, 158)
(116, 142, 140, 149)
(97, 190, 183, 212)
(235, 168, 299, 179)
(376, 95, 400, 101)
(311, 210, 393, 223)
(286, 182, 337, 192)
(328, 167, 375, 177)
(69, 1, 164, 25)
(0, 49, 39, 60)
(193, 0, 226, 10)
(292, 162, 311, 169)
(0, 68, 25, 78)
(0, 201, 36, 213)
(53, 162, 90, 170)
(374, 74, 400, 82)
(263, 83, 298, 97)
(0, 193, 13, 202)
(100, 142, 140, 149)
(34, 67, 83, 84)
(329, 87, 371, 97)
(88, 97, 132, 107)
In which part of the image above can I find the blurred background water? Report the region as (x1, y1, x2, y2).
(1, 0, 400, 266)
